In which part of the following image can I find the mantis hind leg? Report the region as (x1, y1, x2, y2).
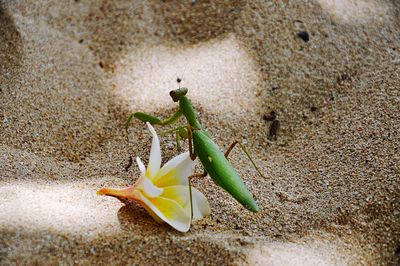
(224, 141, 265, 179)
(224, 140, 239, 158)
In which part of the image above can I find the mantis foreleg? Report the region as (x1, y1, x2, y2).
(160, 110, 182, 126)
(126, 110, 182, 130)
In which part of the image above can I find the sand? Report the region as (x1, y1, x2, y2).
(1, 0, 399, 265)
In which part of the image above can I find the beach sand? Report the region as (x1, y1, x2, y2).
(1, 0, 399, 265)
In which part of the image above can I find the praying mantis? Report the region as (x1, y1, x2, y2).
(126, 88, 263, 213)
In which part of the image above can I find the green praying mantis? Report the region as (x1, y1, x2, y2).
(126, 87, 263, 213)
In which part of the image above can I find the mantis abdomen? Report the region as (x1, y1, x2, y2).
(193, 130, 260, 212)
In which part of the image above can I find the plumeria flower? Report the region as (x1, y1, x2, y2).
(98, 122, 211, 232)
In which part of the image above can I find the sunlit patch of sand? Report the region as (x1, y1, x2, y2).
(0, 181, 122, 236)
(246, 240, 354, 266)
(113, 34, 261, 116)
(317, 0, 392, 24)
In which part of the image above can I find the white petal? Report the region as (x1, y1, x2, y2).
(161, 185, 211, 221)
(140, 176, 164, 198)
(153, 152, 194, 187)
(138, 192, 191, 232)
(136, 157, 146, 176)
(191, 188, 211, 220)
(157, 152, 192, 179)
(160, 185, 191, 207)
(146, 122, 161, 179)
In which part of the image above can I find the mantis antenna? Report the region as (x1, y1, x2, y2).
(176, 57, 191, 89)
(177, 77, 182, 88)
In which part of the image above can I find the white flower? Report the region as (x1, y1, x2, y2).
(98, 122, 211, 232)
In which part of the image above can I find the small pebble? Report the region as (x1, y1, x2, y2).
(297, 31, 310, 42)
(263, 111, 276, 121)
(268, 120, 280, 140)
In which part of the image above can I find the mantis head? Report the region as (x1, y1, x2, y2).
(170, 88, 188, 102)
